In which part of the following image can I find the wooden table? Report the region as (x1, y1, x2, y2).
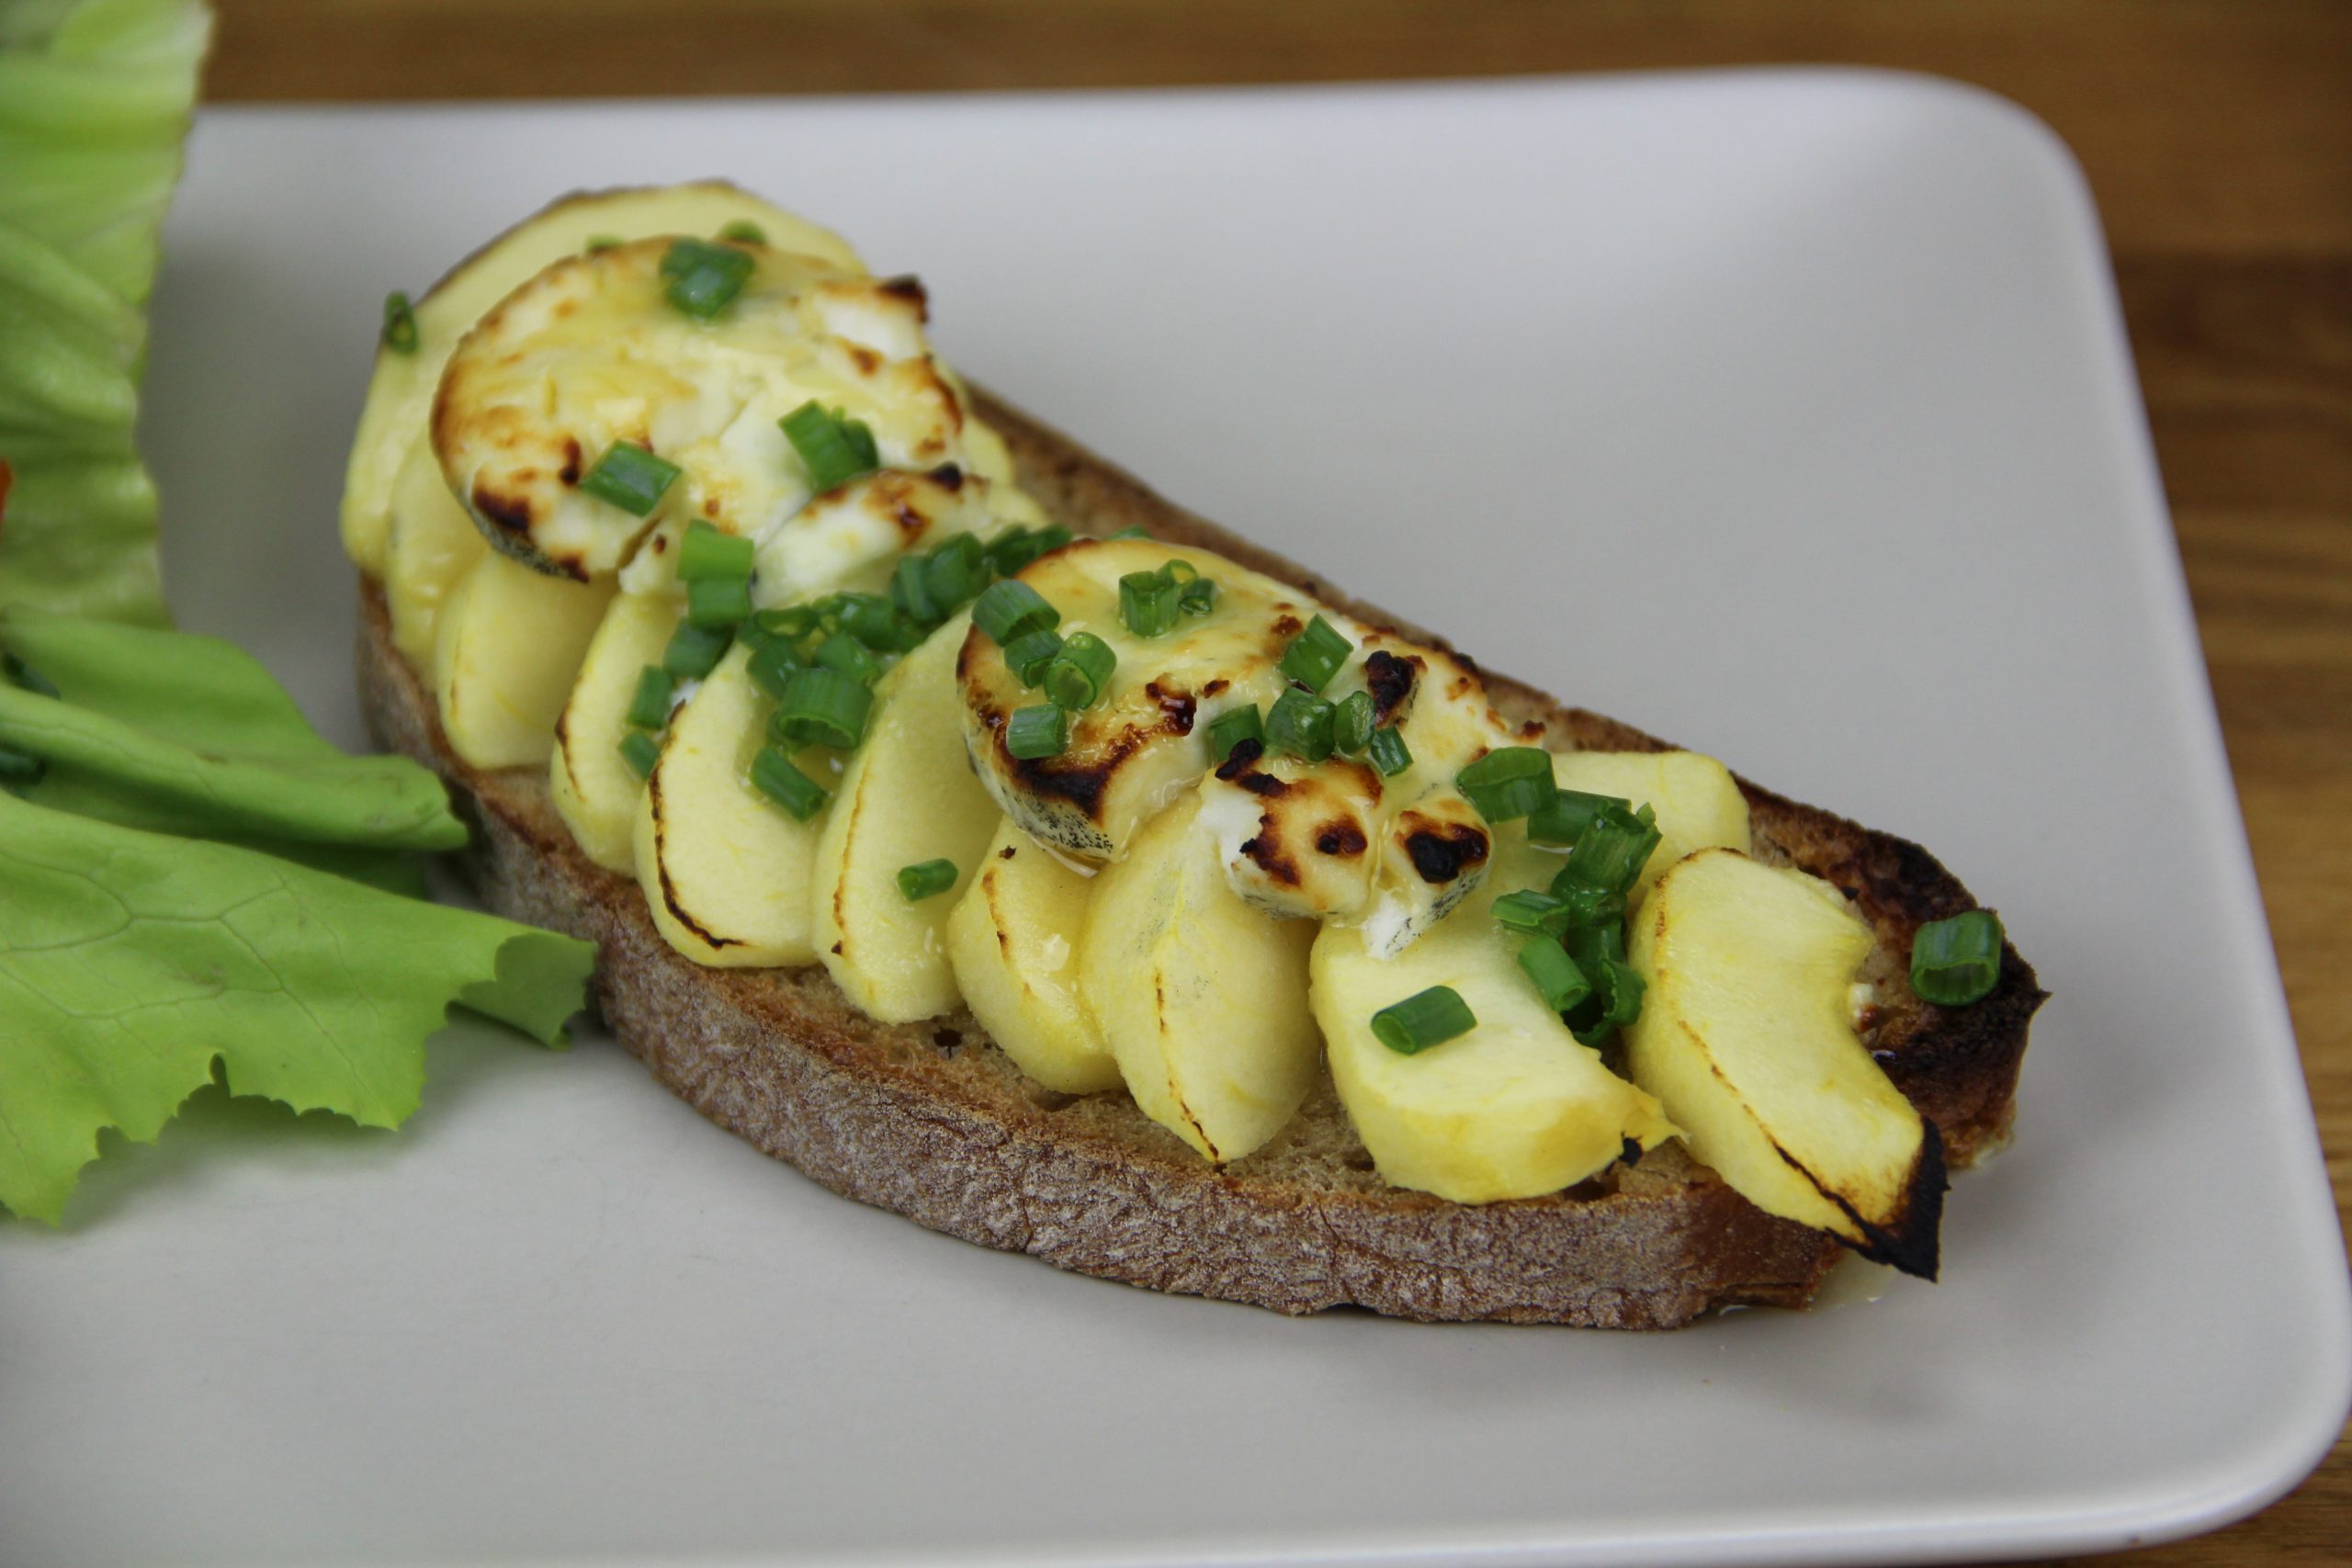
(208, 2, 2352, 1562)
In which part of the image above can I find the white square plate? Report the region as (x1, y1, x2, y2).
(6, 72, 2346, 1568)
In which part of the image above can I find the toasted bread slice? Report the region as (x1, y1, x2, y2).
(355, 387, 2044, 1330)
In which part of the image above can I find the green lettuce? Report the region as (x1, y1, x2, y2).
(0, 789, 595, 1223)
(0, 0, 209, 625)
(0, 2, 602, 1223)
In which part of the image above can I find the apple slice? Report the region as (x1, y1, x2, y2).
(431, 550, 614, 770)
(813, 614, 1003, 1022)
(633, 643, 824, 967)
(1314, 829, 1676, 1203)
(382, 435, 490, 669)
(550, 590, 681, 872)
(1626, 847, 1945, 1277)
(946, 817, 1120, 1095)
(1546, 749, 1749, 904)
(1080, 789, 1318, 1161)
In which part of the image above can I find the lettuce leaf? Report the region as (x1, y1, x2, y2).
(0, 789, 596, 1223)
(0, 0, 209, 626)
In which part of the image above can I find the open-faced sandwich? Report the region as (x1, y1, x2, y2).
(343, 182, 2044, 1329)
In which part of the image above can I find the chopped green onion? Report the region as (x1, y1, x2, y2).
(1492, 889, 1572, 938)
(580, 441, 682, 517)
(1204, 704, 1264, 765)
(814, 630, 882, 682)
(780, 400, 880, 492)
(989, 524, 1073, 575)
(380, 291, 419, 355)
(1456, 746, 1556, 823)
(1366, 725, 1413, 777)
(1107, 525, 1153, 541)
(584, 234, 623, 254)
(922, 532, 991, 610)
(1159, 558, 1199, 585)
(751, 746, 828, 821)
(1527, 787, 1634, 846)
(718, 220, 766, 244)
(1276, 614, 1351, 694)
(832, 592, 904, 650)
(662, 618, 732, 680)
(753, 604, 819, 642)
(661, 236, 756, 318)
(897, 859, 959, 902)
(1120, 570, 1180, 637)
(1043, 633, 1114, 709)
(625, 664, 676, 730)
(1370, 986, 1477, 1055)
(1557, 802, 1661, 896)
(889, 554, 942, 626)
(772, 668, 874, 750)
(686, 573, 753, 628)
(618, 729, 662, 781)
(676, 520, 754, 581)
(1266, 687, 1336, 761)
(1542, 879, 1627, 931)
(1518, 937, 1593, 1013)
(973, 579, 1058, 645)
(1179, 577, 1217, 616)
(1563, 919, 1628, 976)
(1004, 704, 1068, 760)
(1564, 956, 1645, 1047)
(1333, 690, 1375, 754)
(747, 635, 806, 699)
(1910, 909, 2005, 1006)
(1002, 627, 1064, 687)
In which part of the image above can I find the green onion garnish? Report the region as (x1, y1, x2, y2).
(1527, 787, 1633, 846)
(584, 234, 623, 254)
(1563, 919, 1627, 976)
(1563, 953, 1645, 1047)
(1333, 690, 1375, 755)
(1518, 937, 1593, 1013)
(922, 533, 991, 611)
(1370, 986, 1477, 1055)
(831, 592, 901, 650)
(618, 729, 662, 780)
(625, 664, 676, 730)
(1456, 746, 1556, 823)
(1492, 889, 1572, 938)
(1557, 802, 1661, 896)
(718, 220, 766, 244)
(1004, 703, 1068, 760)
(1002, 627, 1064, 687)
(1910, 909, 2005, 1006)
(661, 236, 756, 319)
(1542, 880, 1627, 932)
(580, 441, 682, 516)
(380, 291, 419, 355)
(897, 858, 959, 902)
(973, 579, 1058, 645)
(751, 746, 829, 821)
(1204, 704, 1264, 766)
(1276, 614, 1351, 694)
(889, 555, 942, 626)
(1180, 579, 1216, 616)
(1366, 725, 1412, 777)
(988, 524, 1073, 576)
(1043, 633, 1114, 709)
(754, 604, 819, 642)
(780, 400, 880, 492)
(814, 630, 882, 682)
(1120, 570, 1180, 637)
(1159, 558, 1199, 585)
(748, 635, 806, 699)
(662, 618, 732, 680)
(1266, 687, 1336, 761)
(772, 668, 874, 751)
(686, 573, 753, 629)
(677, 520, 754, 582)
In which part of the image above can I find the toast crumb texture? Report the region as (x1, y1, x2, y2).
(356, 388, 2042, 1330)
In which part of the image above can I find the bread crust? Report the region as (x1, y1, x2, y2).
(356, 389, 2042, 1329)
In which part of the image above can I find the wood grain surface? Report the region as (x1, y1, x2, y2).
(205, 2, 2352, 1562)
